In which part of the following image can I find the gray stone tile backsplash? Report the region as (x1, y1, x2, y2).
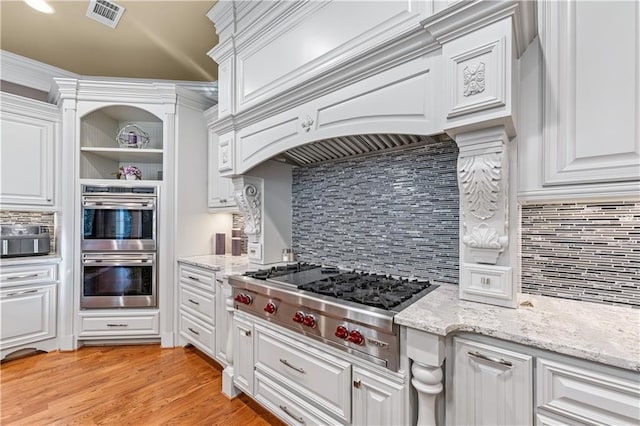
(521, 201, 640, 308)
(0, 210, 56, 252)
(292, 141, 460, 284)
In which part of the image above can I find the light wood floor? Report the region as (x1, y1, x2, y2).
(0, 345, 284, 426)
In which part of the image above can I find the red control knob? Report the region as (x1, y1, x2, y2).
(235, 293, 252, 305)
(335, 325, 349, 339)
(303, 314, 316, 328)
(292, 311, 305, 323)
(347, 329, 364, 345)
(264, 302, 277, 314)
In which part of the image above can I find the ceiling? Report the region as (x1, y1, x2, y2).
(0, 0, 219, 82)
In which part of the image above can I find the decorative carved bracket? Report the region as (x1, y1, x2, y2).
(456, 129, 509, 265)
(232, 177, 262, 237)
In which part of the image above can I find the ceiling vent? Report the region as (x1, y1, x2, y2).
(86, 0, 125, 29)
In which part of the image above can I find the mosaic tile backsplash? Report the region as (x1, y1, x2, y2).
(521, 201, 640, 308)
(0, 210, 56, 252)
(292, 141, 460, 284)
(232, 213, 248, 254)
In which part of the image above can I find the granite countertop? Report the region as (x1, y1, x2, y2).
(395, 283, 640, 372)
(177, 254, 253, 278)
(0, 254, 62, 267)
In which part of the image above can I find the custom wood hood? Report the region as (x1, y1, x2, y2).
(206, 0, 537, 310)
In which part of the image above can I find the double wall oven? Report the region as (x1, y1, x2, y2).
(80, 185, 158, 309)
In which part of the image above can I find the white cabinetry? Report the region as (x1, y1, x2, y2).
(352, 366, 405, 426)
(0, 93, 58, 208)
(214, 277, 230, 365)
(519, 0, 640, 199)
(207, 126, 237, 211)
(232, 313, 254, 395)
(178, 262, 216, 357)
(0, 262, 58, 359)
(232, 311, 408, 425)
(536, 358, 640, 425)
(446, 334, 640, 426)
(452, 337, 533, 426)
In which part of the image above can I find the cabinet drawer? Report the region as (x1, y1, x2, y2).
(0, 263, 57, 287)
(179, 284, 215, 324)
(255, 324, 351, 422)
(78, 312, 159, 337)
(255, 371, 342, 426)
(178, 263, 215, 292)
(180, 312, 215, 355)
(0, 283, 56, 348)
(537, 358, 640, 425)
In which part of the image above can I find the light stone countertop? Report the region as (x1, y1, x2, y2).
(0, 254, 62, 267)
(394, 283, 640, 372)
(177, 254, 254, 278)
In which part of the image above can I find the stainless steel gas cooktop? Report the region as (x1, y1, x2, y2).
(229, 263, 437, 371)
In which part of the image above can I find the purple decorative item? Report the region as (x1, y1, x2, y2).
(215, 233, 226, 255)
(128, 132, 137, 145)
(232, 238, 241, 256)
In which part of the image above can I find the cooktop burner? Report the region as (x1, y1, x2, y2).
(298, 272, 431, 310)
(243, 262, 319, 280)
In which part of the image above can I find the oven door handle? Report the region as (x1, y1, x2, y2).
(83, 259, 154, 266)
(82, 198, 155, 209)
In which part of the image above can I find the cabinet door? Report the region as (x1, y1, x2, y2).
(0, 104, 56, 207)
(215, 278, 230, 366)
(540, 0, 640, 186)
(1, 283, 57, 349)
(452, 337, 533, 426)
(232, 315, 254, 395)
(352, 366, 405, 426)
(208, 129, 238, 210)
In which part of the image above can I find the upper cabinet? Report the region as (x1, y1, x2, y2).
(79, 106, 164, 181)
(518, 1, 640, 200)
(0, 93, 59, 209)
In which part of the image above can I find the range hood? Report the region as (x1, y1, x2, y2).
(272, 133, 452, 166)
(207, 0, 536, 310)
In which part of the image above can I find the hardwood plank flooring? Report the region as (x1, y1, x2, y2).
(0, 345, 284, 426)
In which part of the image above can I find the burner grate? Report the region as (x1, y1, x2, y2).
(244, 262, 319, 280)
(299, 272, 430, 310)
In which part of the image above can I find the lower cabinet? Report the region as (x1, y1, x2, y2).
(536, 357, 640, 425)
(232, 312, 407, 426)
(449, 334, 640, 426)
(452, 336, 533, 426)
(214, 277, 230, 365)
(0, 262, 58, 360)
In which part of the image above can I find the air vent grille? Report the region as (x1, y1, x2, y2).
(86, 0, 125, 29)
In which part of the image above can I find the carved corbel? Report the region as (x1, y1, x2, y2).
(232, 177, 262, 237)
(456, 130, 509, 265)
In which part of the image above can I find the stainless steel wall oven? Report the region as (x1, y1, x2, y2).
(81, 252, 157, 308)
(81, 185, 157, 251)
(80, 185, 159, 309)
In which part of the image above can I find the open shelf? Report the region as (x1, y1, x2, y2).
(80, 147, 163, 163)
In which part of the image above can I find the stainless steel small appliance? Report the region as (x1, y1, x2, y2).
(81, 185, 157, 251)
(229, 263, 436, 371)
(0, 225, 51, 258)
(81, 252, 157, 308)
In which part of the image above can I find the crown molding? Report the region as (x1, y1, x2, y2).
(1, 50, 218, 107)
(0, 50, 78, 93)
(0, 91, 60, 120)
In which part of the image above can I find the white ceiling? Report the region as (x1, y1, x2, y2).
(0, 0, 219, 82)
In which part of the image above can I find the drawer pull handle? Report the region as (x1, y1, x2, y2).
(187, 275, 200, 282)
(106, 323, 129, 328)
(279, 405, 304, 424)
(188, 299, 200, 305)
(240, 329, 251, 337)
(216, 279, 223, 284)
(353, 379, 361, 389)
(468, 351, 513, 367)
(188, 327, 200, 336)
(5, 289, 39, 297)
(6, 273, 41, 280)
(279, 358, 305, 374)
